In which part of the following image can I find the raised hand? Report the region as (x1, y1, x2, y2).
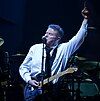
(81, 7, 89, 19)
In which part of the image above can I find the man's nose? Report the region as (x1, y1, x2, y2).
(44, 34, 48, 37)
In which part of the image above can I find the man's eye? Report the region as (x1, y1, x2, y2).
(46, 32, 51, 35)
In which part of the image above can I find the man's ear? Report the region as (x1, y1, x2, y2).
(57, 36, 61, 40)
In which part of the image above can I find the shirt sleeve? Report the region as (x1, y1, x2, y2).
(64, 19, 88, 57)
(19, 46, 34, 83)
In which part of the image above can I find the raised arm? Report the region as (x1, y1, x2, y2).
(62, 7, 89, 58)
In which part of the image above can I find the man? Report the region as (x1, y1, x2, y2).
(19, 7, 89, 101)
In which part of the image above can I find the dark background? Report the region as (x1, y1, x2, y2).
(0, 0, 100, 59)
(0, 0, 100, 100)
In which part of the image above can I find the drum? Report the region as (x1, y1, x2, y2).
(74, 81, 100, 97)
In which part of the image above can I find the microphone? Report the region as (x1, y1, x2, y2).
(42, 36, 47, 44)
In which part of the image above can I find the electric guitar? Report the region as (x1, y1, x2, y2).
(24, 67, 78, 100)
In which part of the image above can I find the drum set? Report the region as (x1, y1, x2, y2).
(0, 38, 100, 101)
(67, 55, 100, 100)
(0, 38, 25, 101)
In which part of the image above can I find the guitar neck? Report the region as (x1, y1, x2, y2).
(43, 70, 67, 83)
(39, 67, 77, 87)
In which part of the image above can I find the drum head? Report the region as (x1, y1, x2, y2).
(74, 82, 100, 97)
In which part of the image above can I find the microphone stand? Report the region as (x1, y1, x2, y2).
(41, 38, 46, 99)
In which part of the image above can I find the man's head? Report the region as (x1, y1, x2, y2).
(44, 24, 64, 47)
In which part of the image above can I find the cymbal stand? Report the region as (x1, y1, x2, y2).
(69, 63, 82, 101)
(75, 71, 85, 101)
(75, 77, 81, 101)
(68, 54, 78, 101)
(4, 52, 12, 86)
(71, 73, 75, 101)
(2, 52, 12, 101)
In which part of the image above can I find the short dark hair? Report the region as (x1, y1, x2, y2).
(48, 24, 64, 37)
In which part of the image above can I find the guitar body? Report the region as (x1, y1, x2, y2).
(24, 84, 42, 101)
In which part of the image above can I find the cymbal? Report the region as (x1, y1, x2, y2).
(12, 53, 26, 57)
(80, 61, 100, 70)
(0, 38, 4, 46)
(75, 56, 86, 60)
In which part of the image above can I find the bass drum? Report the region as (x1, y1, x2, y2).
(74, 81, 100, 97)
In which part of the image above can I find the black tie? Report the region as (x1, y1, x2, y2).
(45, 46, 58, 78)
(45, 46, 52, 78)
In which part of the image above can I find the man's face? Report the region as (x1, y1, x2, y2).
(44, 28, 60, 47)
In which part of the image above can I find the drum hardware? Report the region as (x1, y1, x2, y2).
(0, 51, 12, 85)
(99, 71, 100, 79)
(79, 61, 100, 71)
(0, 52, 13, 86)
(74, 81, 100, 97)
(67, 55, 88, 100)
(73, 70, 89, 100)
(79, 60, 100, 85)
(68, 81, 99, 100)
(0, 52, 13, 101)
(68, 55, 100, 100)
(69, 77, 99, 100)
(67, 66, 100, 101)
(74, 56, 87, 61)
(11, 53, 26, 57)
